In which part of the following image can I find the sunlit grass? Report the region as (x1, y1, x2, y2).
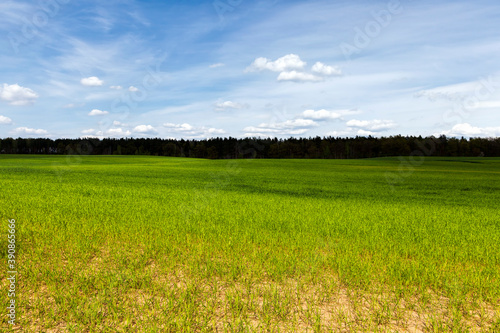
(1, 155, 499, 331)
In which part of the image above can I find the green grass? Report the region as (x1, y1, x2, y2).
(1, 155, 499, 332)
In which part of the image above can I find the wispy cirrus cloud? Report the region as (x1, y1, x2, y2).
(1, 1, 499, 140)
(214, 100, 248, 112)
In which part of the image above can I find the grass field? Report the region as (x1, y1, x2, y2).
(1, 155, 499, 332)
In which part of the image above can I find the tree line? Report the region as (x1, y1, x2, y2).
(0, 135, 499, 159)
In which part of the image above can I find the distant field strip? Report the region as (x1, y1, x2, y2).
(1, 155, 499, 332)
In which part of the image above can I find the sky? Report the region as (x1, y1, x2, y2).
(1, 0, 500, 140)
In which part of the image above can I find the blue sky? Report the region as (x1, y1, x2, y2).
(1, 0, 500, 139)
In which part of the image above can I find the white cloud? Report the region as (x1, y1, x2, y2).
(246, 54, 306, 72)
(81, 127, 132, 138)
(108, 128, 132, 136)
(13, 127, 48, 136)
(214, 101, 248, 112)
(88, 109, 109, 116)
(414, 90, 465, 102)
(244, 129, 309, 137)
(163, 123, 226, 138)
(113, 120, 127, 126)
(277, 71, 323, 82)
(0, 115, 12, 125)
(0, 84, 38, 106)
(312, 62, 342, 76)
(261, 119, 317, 129)
(209, 63, 225, 68)
(81, 76, 104, 87)
(326, 130, 355, 137)
(277, 119, 318, 128)
(110, 85, 123, 90)
(301, 109, 343, 120)
(164, 123, 194, 131)
(346, 119, 397, 132)
(207, 128, 226, 135)
(441, 123, 500, 137)
(128, 86, 139, 92)
(357, 129, 376, 136)
(412, 79, 500, 102)
(246, 55, 342, 83)
(244, 118, 318, 136)
(133, 125, 157, 134)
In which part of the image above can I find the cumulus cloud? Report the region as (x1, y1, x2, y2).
(88, 109, 109, 116)
(311, 62, 342, 76)
(133, 125, 157, 134)
(128, 86, 139, 92)
(301, 109, 343, 120)
(164, 123, 226, 138)
(326, 129, 356, 137)
(113, 120, 127, 126)
(164, 123, 193, 131)
(108, 128, 132, 136)
(277, 71, 323, 82)
(269, 119, 318, 129)
(247, 55, 341, 83)
(206, 128, 226, 135)
(0, 83, 38, 106)
(110, 85, 122, 90)
(441, 123, 500, 137)
(246, 54, 307, 72)
(357, 129, 376, 136)
(346, 119, 397, 132)
(14, 127, 48, 136)
(214, 101, 248, 112)
(244, 118, 318, 137)
(0, 115, 12, 125)
(81, 128, 132, 138)
(81, 76, 104, 87)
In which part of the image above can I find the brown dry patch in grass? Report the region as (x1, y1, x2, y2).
(124, 269, 499, 332)
(157, 269, 500, 332)
(4, 249, 499, 332)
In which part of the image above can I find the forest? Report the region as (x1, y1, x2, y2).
(1, 135, 500, 159)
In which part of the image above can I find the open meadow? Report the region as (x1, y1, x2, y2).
(1, 155, 499, 332)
